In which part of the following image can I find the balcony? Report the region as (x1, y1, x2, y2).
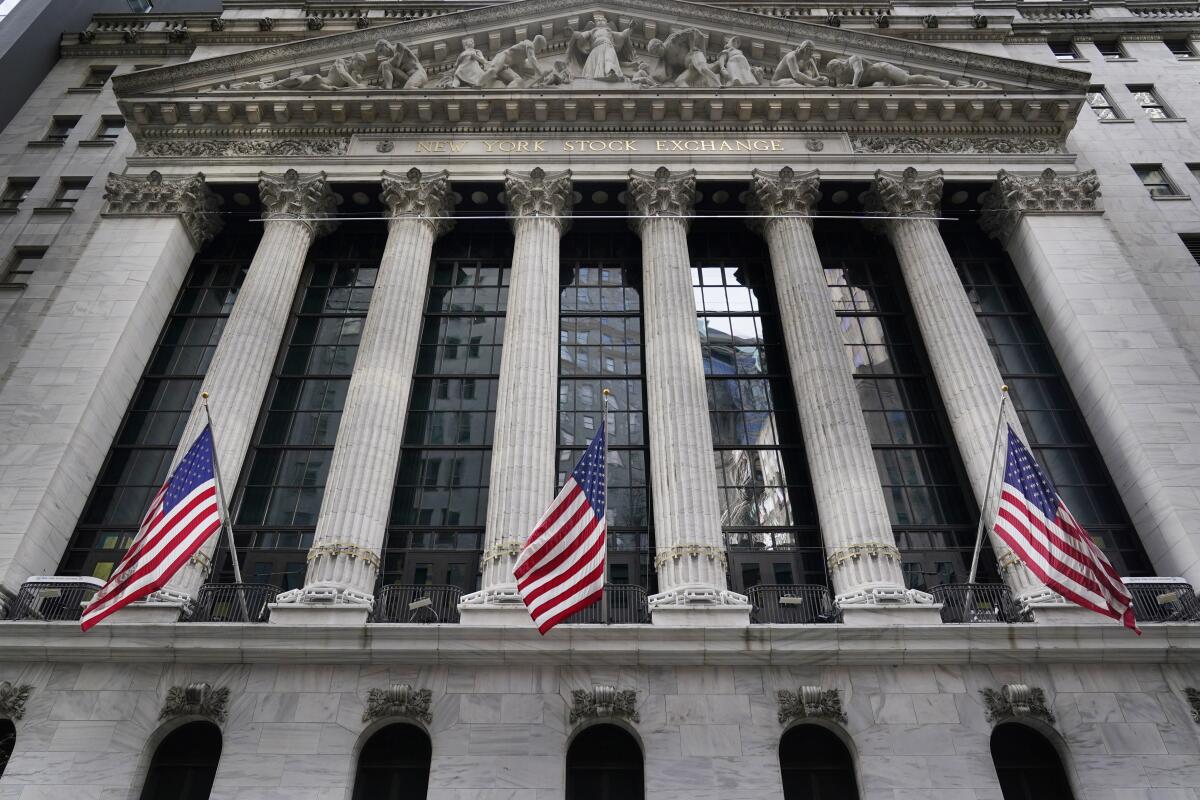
(560, 584, 651, 624)
(1125, 578, 1200, 623)
(931, 583, 1024, 623)
(189, 583, 279, 622)
(748, 584, 839, 624)
(4, 576, 103, 621)
(373, 584, 464, 623)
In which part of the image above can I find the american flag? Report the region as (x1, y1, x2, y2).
(515, 421, 607, 634)
(993, 426, 1139, 632)
(81, 425, 223, 631)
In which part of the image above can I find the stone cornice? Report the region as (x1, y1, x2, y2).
(747, 167, 821, 232)
(258, 169, 341, 236)
(380, 167, 456, 236)
(503, 167, 574, 233)
(103, 170, 223, 248)
(979, 167, 1101, 241)
(0, 621, 1195, 665)
(867, 166, 944, 217)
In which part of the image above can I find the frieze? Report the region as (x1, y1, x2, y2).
(0, 681, 33, 720)
(851, 136, 1065, 155)
(980, 684, 1056, 725)
(138, 138, 350, 158)
(363, 683, 433, 723)
(777, 686, 848, 724)
(160, 682, 229, 722)
(570, 685, 639, 724)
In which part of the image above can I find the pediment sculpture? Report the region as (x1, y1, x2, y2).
(206, 23, 996, 94)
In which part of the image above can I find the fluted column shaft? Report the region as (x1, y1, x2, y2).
(869, 168, 1045, 602)
(295, 170, 454, 605)
(157, 170, 339, 603)
(749, 168, 918, 605)
(628, 168, 735, 602)
(475, 168, 573, 595)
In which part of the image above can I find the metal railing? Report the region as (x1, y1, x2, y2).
(931, 583, 1021, 623)
(190, 583, 279, 623)
(560, 584, 651, 624)
(373, 584, 463, 623)
(749, 584, 839, 624)
(1125, 578, 1200, 623)
(5, 577, 104, 621)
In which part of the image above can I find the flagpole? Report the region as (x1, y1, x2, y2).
(601, 387, 612, 623)
(200, 392, 250, 620)
(967, 385, 1010, 586)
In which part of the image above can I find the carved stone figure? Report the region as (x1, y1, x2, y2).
(376, 39, 428, 89)
(648, 28, 720, 88)
(452, 37, 489, 88)
(826, 54, 954, 88)
(363, 684, 433, 723)
(772, 40, 829, 87)
(712, 36, 759, 86)
(159, 682, 230, 722)
(980, 684, 1056, 724)
(219, 53, 368, 91)
(569, 685, 639, 724)
(0, 681, 32, 720)
(479, 35, 548, 88)
(567, 14, 635, 82)
(535, 60, 573, 87)
(777, 686, 847, 724)
(630, 61, 656, 88)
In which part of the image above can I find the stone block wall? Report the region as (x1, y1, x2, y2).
(1, 658, 1199, 799)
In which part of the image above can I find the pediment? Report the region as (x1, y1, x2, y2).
(113, 0, 1089, 141)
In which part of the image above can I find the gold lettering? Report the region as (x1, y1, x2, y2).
(564, 140, 576, 152)
(516, 141, 530, 152)
(699, 140, 715, 151)
(534, 141, 545, 152)
(772, 139, 784, 151)
(417, 141, 433, 153)
(483, 141, 496, 152)
(449, 141, 466, 153)
(719, 141, 733, 151)
(656, 140, 668, 151)
(736, 140, 752, 152)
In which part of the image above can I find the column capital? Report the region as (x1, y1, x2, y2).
(980, 168, 1102, 242)
(503, 167, 573, 233)
(380, 168, 456, 236)
(102, 170, 223, 248)
(627, 167, 697, 234)
(867, 167, 944, 218)
(258, 169, 340, 237)
(747, 167, 821, 233)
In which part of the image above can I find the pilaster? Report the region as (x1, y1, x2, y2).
(459, 168, 572, 625)
(272, 169, 453, 623)
(748, 168, 937, 621)
(628, 167, 749, 625)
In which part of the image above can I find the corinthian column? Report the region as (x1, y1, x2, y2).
(133, 170, 340, 619)
(271, 169, 454, 625)
(866, 167, 1048, 606)
(629, 167, 749, 626)
(748, 168, 938, 623)
(459, 168, 572, 626)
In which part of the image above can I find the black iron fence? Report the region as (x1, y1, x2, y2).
(748, 584, 839, 624)
(190, 583, 279, 623)
(5, 577, 103, 621)
(931, 583, 1022, 623)
(1125, 579, 1200, 623)
(373, 584, 464, 623)
(559, 584, 650, 624)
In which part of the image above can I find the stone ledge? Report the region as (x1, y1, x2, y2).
(0, 620, 1194, 665)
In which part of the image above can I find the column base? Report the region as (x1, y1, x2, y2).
(111, 602, 186, 624)
(1027, 602, 1107, 625)
(267, 602, 370, 625)
(648, 584, 750, 627)
(840, 603, 943, 626)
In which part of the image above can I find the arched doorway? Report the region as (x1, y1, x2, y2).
(991, 722, 1075, 800)
(565, 723, 644, 800)
(139, 721, 221, 800)
(779, 723, 859, 799)
(0, 718, 15, 778)
(352, 723, 432, 800)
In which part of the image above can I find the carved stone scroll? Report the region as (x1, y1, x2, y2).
(980, 684, 1055, 724)
(570, 685, 639, 724)
(363, 683, 433, 723)
(0, 681, 33, 720)
(777, 686, 847, 724)
(980, 168, 1102, 242)
(103, 171, 223, 248)
(159, 682, 229, 722)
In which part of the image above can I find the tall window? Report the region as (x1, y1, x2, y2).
(1127, 85, 1175, 119)
(1165, 38, 1196, 57)
(0, 719, 13, 779)
(559, 219, 652, 588)
(1132, 164, 1182, 197)
(382, 220, 510, 593)
(139, 722, 221, 800)
(991, 724, 1074, 800)
(779, 724, 859, 799)
(0, 178, 35, 210)
(946, 222, 1153, 577)
(691, 222, 821, 592)
(225, 222, 381, 590)
(817, 218, 984, 590)
(352, 724, 431, 800)
(1085, 86, 1122, 120)
(59, 223, 258, 580)
(566, 724, 644, 800)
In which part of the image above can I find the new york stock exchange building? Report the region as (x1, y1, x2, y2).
(4, 0, 1200, 797)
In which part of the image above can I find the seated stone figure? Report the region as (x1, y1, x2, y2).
(478, 35, 548, 88)
(648, 28, 721, 88)
(772, 41, 829, 87)
(712, 36, 759, 86)
(375, 39, 428, 89)
(535, 60, 573, 87)
(825, 54, 953, 88)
